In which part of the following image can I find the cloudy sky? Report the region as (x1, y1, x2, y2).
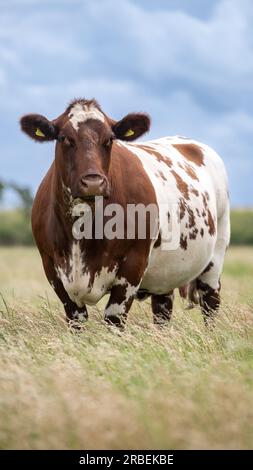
(1, 0, 253, 207)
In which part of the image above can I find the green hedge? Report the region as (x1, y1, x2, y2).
(0, 210, 34, 245)
(230, 209, 253, 245)
(0, 209, 252, 246)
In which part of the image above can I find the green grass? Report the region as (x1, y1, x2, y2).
(0, 246, 252, 449)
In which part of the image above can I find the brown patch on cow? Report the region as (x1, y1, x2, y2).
(202, 192, 208, 210)
(207, 210, 216, 236)
(154, 232, 162, 248)
(184, 163, 199, 181)
(178, 198, 186, 221)
(171, 170, 190, 199)
(187, 206, 196, 229)
(138, 145, 173, 167)
(180, 233, 187, 250)
(200, 227, 204, 237)
(189, 228, 198, 240)
(157, 170, 167, 181)
(202, 207, 215, 236)
(190, 187, 199, 197)
(173, 143, 204, 166)
(201, 261, 214, 275)
(178, 161, 199, 181)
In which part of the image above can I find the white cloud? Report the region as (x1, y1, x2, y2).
(0, 0, 252, 206)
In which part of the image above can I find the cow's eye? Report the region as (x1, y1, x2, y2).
(58, 135, 74, 147)
(103, 136, 114, 148)
(58, 135, 65, 143)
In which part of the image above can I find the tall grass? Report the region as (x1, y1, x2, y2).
(0, 246, 252, 449)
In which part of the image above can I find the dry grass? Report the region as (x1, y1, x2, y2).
(0, 246, 253, 449)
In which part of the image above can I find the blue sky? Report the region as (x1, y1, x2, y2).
(0, 0, 252, 207)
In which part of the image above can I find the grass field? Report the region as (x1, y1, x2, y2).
(0, 246, 252, 450)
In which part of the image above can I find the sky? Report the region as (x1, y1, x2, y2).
(0, 0, 253, 207)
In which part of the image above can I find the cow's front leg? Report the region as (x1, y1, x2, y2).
(104, 280, 138, 328)
(104, 248, 149, 328)
(64, 302, 88, 327)
(41, 253, 88, 328)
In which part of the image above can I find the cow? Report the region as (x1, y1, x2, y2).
(20, 98, 230, 328)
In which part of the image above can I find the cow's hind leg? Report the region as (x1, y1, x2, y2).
(197, 208, 230, 325)
(151, 291, 174, 325)
(196, 275, 221, 325)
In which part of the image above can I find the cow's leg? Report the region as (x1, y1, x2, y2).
(64, 302, 88, 327)
(41, 253, 88, 327)
(104, 282, 136, 328)
(151, 291, 174, 325)
(197, 208, 230, 325)
(104, 249, 148, 328)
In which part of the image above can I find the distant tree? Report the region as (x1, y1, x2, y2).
(0, 180, 5, 202)
(0, 179, 33, 218)
(9, 183, 33, 218)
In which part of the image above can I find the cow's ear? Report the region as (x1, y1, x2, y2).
(20, 114, 58, 142)
(112, 113, 151, 141)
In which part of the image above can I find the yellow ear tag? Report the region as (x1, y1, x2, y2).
(124, 128, 135, 137)
(35, 128, 45, 138)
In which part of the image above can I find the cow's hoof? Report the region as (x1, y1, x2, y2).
(72, 311, 88, 323)
(67, 321, 83, 331)
(105, 315, 124, 330)
(67, 312, 88, 331)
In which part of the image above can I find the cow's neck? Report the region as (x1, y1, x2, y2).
(51, 165, 77, 241)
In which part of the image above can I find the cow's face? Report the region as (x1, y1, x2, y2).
(20, 99, 150, 201)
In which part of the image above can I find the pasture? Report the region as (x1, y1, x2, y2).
(0, 246, 252, 449)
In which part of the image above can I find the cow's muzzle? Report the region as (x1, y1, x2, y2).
(78, 172, 109, 199)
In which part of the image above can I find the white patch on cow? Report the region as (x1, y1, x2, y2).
(62, 183, 71, 195)
(72, 311, 88, 323)
(56, 242, 117, 307)
(115, 276, 137, 300)
(68, 102, 104, 131)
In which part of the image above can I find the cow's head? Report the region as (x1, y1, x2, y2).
(20, 99, 150, 200)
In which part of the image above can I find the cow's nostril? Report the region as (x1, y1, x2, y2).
(80, 174, 104, 187)
(80, 176, 88, 187)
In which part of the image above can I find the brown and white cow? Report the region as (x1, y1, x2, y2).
(20, 99, 230, 327)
